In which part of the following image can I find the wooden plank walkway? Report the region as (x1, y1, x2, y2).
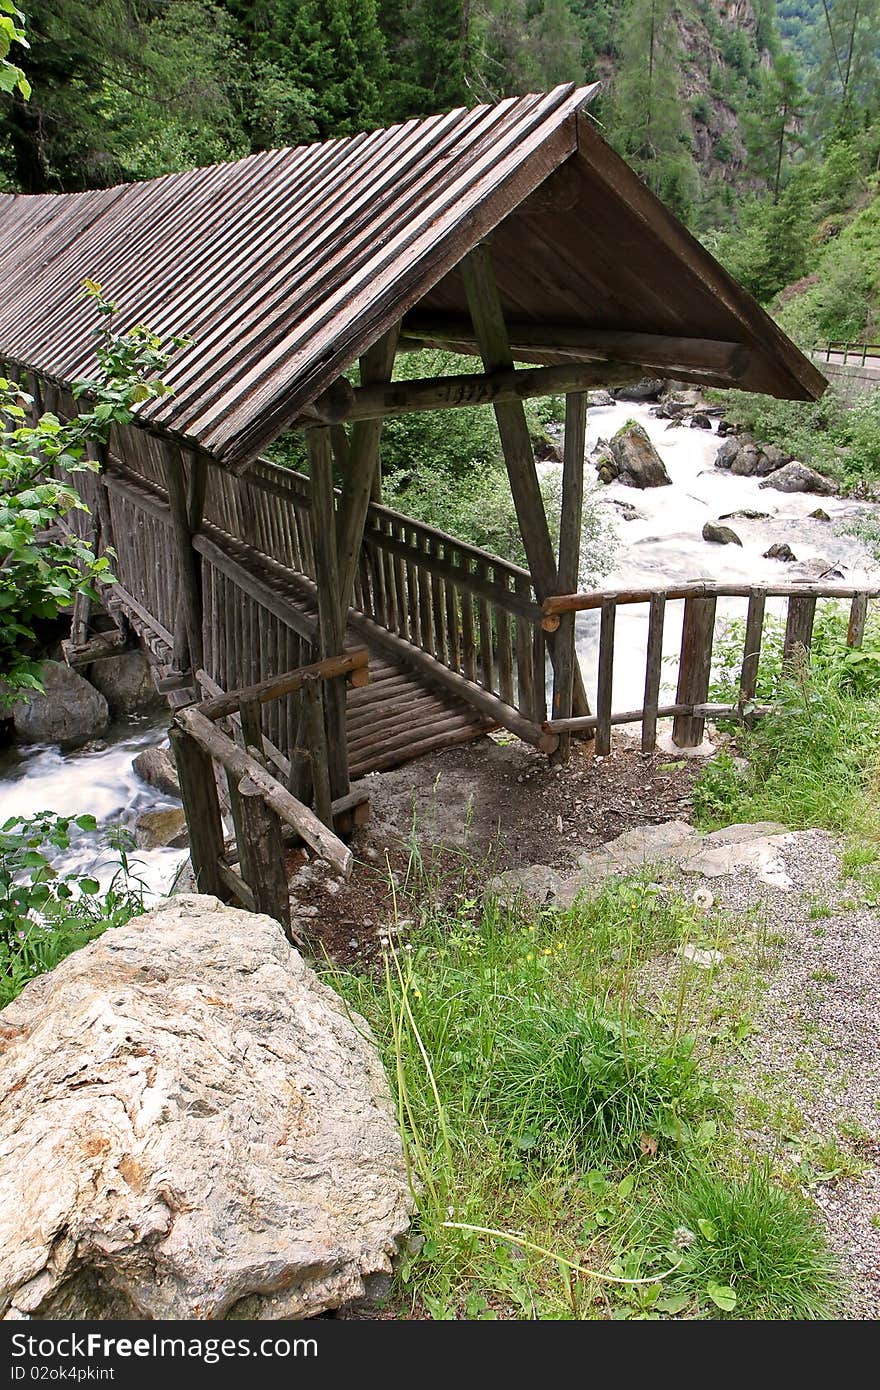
(199, 529, 493, 780)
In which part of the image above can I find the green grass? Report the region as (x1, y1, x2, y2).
(694, 627, 880, 842)
(644, 1165, 840, 1319)
(329, 866, 839, 1320)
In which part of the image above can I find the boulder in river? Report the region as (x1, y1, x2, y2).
(702, 521, 743, 546)
(132, 743, 180, 798)
(759, 462, 838, 496)
(589, 388, 615, 407)
(614, 377, 666, 403)
(12, 661, 109, 749)
(809, 508, 831, 521)
(730, 443, 763, 476)
(719, 509, 771, 521)
(690, 412, 713, 429)
(763, 542, 797, 563)
(754, 443, 790, 476)
(0, 895, 412, 1319)
(714, 436, 741, 470)
(608, 421, 672, 488)
(88, 649, 162, 717)
(134, 806, 187, 849)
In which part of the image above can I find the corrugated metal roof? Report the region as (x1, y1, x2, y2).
(0, 85, 594, 467)
(0, 83, 824, 469)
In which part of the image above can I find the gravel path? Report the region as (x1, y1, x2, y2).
(697, 829, 880, 1318)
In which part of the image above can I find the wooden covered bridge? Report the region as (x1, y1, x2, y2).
(0, 83, 847, 922)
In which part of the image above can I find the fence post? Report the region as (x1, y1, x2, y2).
(170, 726, 226, 899)
(672, 595, 717, 748)
(232, 775, 291, 935)
(783, 595, 817, 666)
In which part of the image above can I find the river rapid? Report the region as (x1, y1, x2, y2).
(1, 402, 877, 895)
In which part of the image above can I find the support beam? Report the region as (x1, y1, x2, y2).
(552, 392, 588, 761)
(162, 443, 205, 672)
(460, 243, 589, 718)
(336, 324, 399, 604)
(312, 359, 638, 423)
(306, 426, 350, 801)
(400, 317, 751, 379)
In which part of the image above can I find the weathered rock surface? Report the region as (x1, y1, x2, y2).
(133, 744, 180, 798)
(88, 650, 162, 717)
(702, 520, 742, 546)
(0, 896, 412, 1320)
(134, 806, 187, 849)
(12, 661, 109, 749)
(809, 508, 831, 521)
(714, 435, 746, 470)
(690, 412, 713, 429)
(614, 377, 665, 402)
(485, 863, 562, 907)
(550, 821, 794, 906)
(607, 422, 672, 488)
(760, 462, 838, 495)
(588, 389, 615, 407)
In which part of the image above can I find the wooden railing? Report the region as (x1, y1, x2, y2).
(820, 341, 880, 365)
(171, 651, 371, 929)
(541, 582, 880, 755)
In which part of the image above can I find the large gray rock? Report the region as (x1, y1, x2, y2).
(754, 443, 790, 476)
(12, 661, 108, 749)
(702, 521, 742, 546)
(730, 443, 762, 476)
(88, 650, 161, 717)
(0, 896, 412, 1320)
(714, 436, 742, 470)
(133, 743, 180, 798)
(134, 807, 187, 849)
(760, 462, 838, 496)
(609, 422, 672, 488)
(614, 377, 666, 402)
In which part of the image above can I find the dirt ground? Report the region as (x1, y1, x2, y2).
(287, 730, 701, 966)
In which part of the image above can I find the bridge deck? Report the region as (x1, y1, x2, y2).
(203, 532, 493, 780)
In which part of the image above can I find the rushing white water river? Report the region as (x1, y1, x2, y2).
(566, 401, 880, 720)
(1, 401, 877, 895)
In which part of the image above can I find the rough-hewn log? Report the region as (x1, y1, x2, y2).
(552, 391, 588, 761)
(460, 243, 589, 719)
(232, 775, 291, 934)
(641, 591, 666, 753)
(400, 317, 751, 378)
(197, 649, 369, 721)
(162, 442, 205, 672)
(315, 360, 640, 422)
(673, 596, 717, 748)
(307, 427, 350, 801)
(61, 629, 129, 668)
(542, 580, 880, 621)
(336, 325, 399, 605)
(169, 727, 226, 899)
(739, 590, 766, 705)
(175, 706, 353, 877)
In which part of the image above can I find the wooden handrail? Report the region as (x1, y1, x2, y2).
(541, 580, 880, 628)
(196, 649, 370, 721)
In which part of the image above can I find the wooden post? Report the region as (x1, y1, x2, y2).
(231, 775, 291, 934)
(169, 726, 226, 899)
(306, 426, 350, 801)
(162, 443, 205, 672)
(641, 592, 666, 753)
(848, 593, 868, 648)
(461, 244, 590, 720)
(336, 326, 399, 604)
(783, 594, 817, 666)
(672, 595, 717, 747)
(552, 391, 587, 760)
(302, 677, 333, 827)
(739, 589, 766, 705)
(595, 597, 616, 756)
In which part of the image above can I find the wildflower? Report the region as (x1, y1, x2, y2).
(672, 1226, 697, 1249)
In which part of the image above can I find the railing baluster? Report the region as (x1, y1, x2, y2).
(495, 575, 514, 706)
(596, 597, 616, 757)
(739, 588, 766, 705)
(673, 595, 717, 748)
(515, 576, 536, 716)
(783, 594, 817, 664)
(848, 593, 868, 648)
(461, 580, 477, 683)
(444, 571, 460, 673)
(641, 591, 666, 753)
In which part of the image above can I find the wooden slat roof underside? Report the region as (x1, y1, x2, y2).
(0, 84, 824, 471)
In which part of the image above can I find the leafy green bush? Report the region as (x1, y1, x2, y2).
(0, 284, 188, 700)
(0, 811, 144, 1007)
